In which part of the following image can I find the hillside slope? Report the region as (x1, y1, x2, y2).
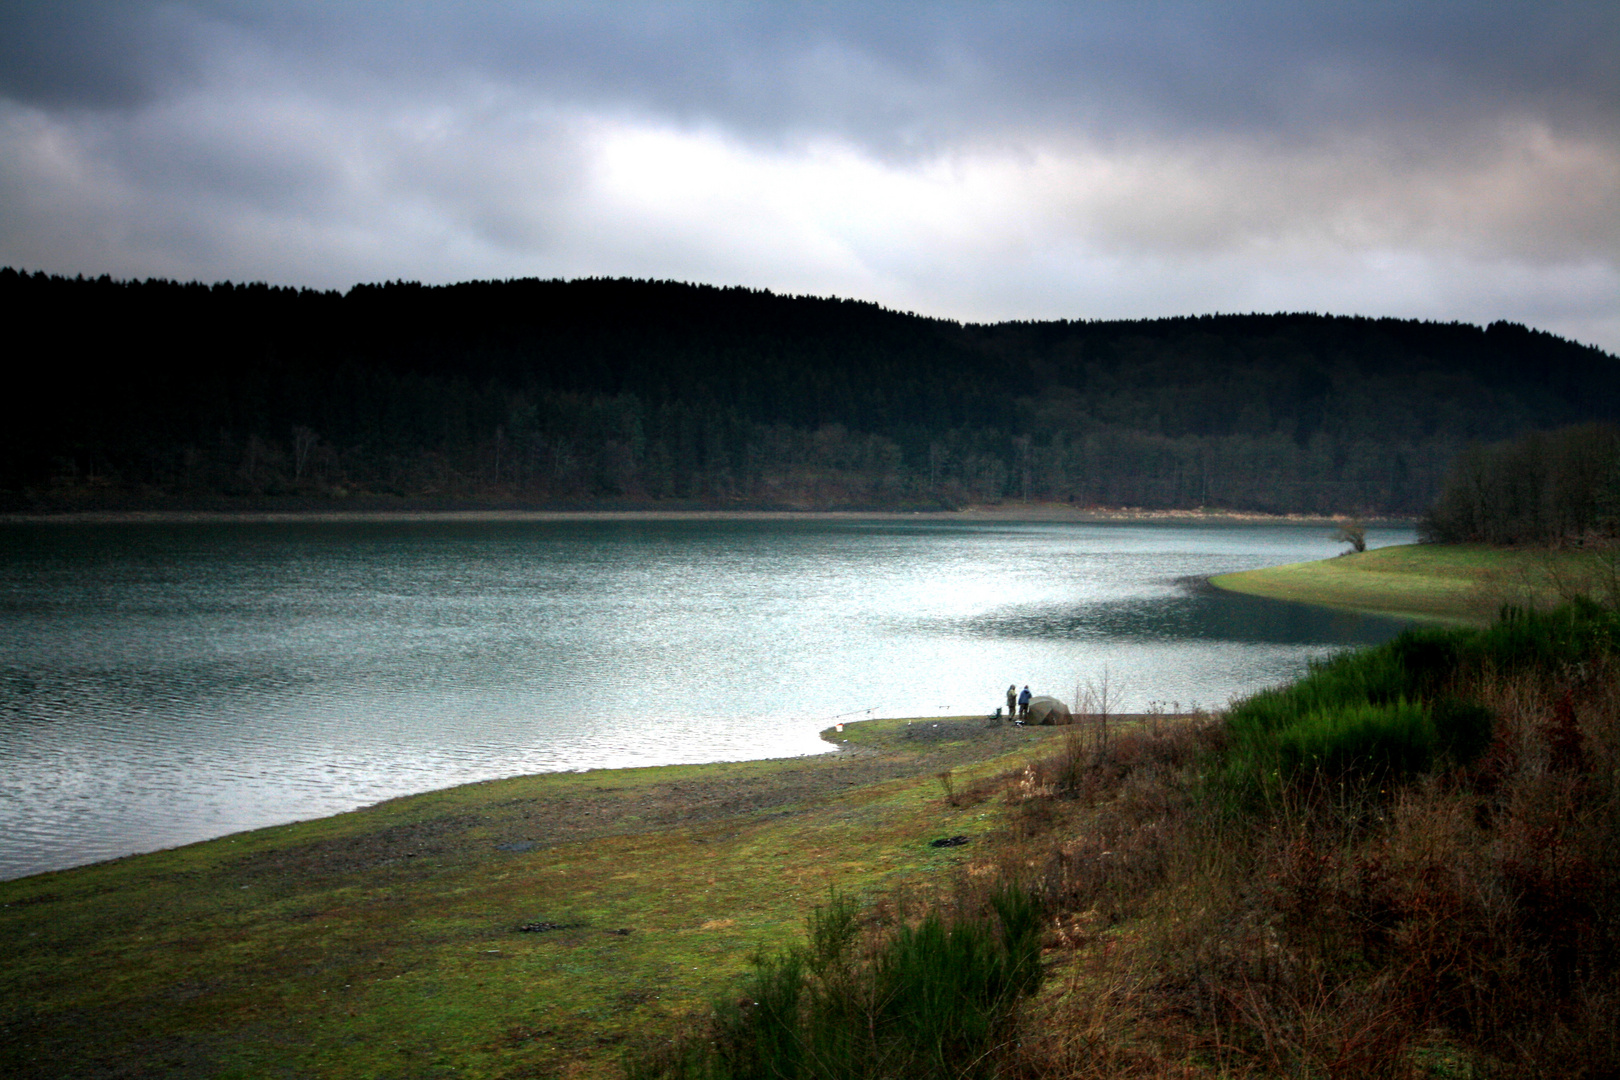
(6, 270, 1616, 513)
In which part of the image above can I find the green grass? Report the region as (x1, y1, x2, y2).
(1209, 542, 1618, 624)
(0, 718, 1064, 1080)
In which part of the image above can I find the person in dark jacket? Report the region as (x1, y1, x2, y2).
(1018, 685, 1032, 720)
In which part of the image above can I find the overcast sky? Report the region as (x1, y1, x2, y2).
(2, 1, 1617, 351)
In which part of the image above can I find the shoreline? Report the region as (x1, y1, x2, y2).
(0, 505, 1409, 525)
(1, 713, 1186, 884)
(0, 713, 1076, 1077)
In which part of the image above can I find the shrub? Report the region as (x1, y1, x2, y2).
(628, 885, 1043, 1080)
(1265, 699, 1436, 782)
(1216, 604, 1620, 809)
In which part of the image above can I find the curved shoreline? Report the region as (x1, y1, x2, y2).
(1, 713, 1181, 884)
(1207, 542, 1601, 625)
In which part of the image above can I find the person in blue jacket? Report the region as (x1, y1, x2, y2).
(1017, 685, 1032, 720)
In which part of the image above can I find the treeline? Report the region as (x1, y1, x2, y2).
(1421, 423, 1620, 544)
(4, 269, 1617, 514)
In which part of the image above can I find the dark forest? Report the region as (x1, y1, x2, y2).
(4, 269, 1617, 515)
(1422, 423, 1620, 544)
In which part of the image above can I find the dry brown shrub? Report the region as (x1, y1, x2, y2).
(957, 771, 1005, 807)
(1011, 720, 1222, 930)
(990, 652, 1620, 1078)
(1009, 944, 1215, 1079)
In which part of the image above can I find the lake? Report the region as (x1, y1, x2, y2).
(0, 516, 1414, 879)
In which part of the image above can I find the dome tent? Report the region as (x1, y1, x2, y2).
(1027, 696, 1071, 725)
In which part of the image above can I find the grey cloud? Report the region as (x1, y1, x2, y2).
(1, 2, 1616, 351)
(0, 79, 589, 287)
(273, 3, 1620, 143)
(0, 1, 209, 109)
(6, 3, 1615, 145)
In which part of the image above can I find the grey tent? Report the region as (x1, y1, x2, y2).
(1027, 696, 1071, 725)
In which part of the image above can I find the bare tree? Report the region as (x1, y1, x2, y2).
(1075, 665, 1125, 755)
(1014, 436, 1032, 502)
(1332, 519, 1367, 554)
(239, 434, 278, 484)
(291, 426, 319, 480)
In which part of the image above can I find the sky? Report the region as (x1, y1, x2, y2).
(2, 1, 1617, 352)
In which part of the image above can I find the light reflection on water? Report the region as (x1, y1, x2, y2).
(0, 518, 1414, 879)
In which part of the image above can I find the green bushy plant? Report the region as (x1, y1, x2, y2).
(628, 886, 1042, 1080)
(1217, 603, 1620, 809)
(1265, 699, 1436, 781)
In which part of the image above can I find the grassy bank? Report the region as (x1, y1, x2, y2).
(636, 603, 1620, 1079)
(1209, 542, 1619, 623)
(0, 717, 1074, 1079)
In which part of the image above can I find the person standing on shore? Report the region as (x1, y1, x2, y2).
(1018, 685, 1032, 720)
(1006, 684, 1017, 718)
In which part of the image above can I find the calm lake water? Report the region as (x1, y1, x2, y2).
(0, 517, 1414, 880)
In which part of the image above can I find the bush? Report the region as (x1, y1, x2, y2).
(628, 885, 1044, 1080)
(1269, 700, 1436, 780)
(1216, 603, 1620, 809)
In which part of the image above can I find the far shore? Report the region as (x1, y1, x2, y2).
(0, 503, 1410, 526)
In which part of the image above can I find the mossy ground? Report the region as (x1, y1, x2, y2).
(0, 717, 1068, 1079)
(1209, 542, 1617, 624)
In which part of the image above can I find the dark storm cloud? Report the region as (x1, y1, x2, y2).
(0, 1, 204, 109)
(7, 2, 1614, 144)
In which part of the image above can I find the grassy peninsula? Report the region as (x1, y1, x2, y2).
(1210, 541, 1619, 624)
(1216, 421, 1620, 624)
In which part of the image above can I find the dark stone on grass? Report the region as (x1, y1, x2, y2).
(497, 841, 538, 852)
(931, 835, 970, 848)
(902, 720, 990, 742)
(604, 928, 633, 936)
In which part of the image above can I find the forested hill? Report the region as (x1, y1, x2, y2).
(4, 269, 1617, 514)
